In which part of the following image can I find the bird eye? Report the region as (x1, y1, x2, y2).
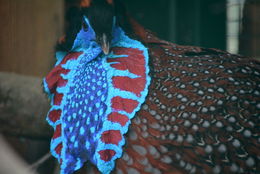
(82, 20, 88, 32)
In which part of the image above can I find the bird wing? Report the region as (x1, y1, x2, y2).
(113, 21, 260, 174)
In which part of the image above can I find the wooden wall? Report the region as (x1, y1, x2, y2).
(0, 0, 64, 77)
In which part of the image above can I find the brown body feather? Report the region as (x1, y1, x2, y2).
(111, 20, 260, 174)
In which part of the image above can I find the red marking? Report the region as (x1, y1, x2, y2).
(54, 92, 63, 105)
(60, 52, 83, 65)
(112, 76, 146, 96)
(53, 124, 61, 139)
(111, 97, 139, 113)
(48, 110, 61, 123)
(45, 52, 82, 94)
(55, 143, 63, 155)
(45, 68, 69, 93)
(101, 130, 122, 145)
(107, 47, 145, 76)
(57, 78, 68, 88)
(98, 149, 116, 162)
(107, 112, 129, 126)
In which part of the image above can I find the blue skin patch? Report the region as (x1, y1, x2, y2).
(44, 16, 150, 174)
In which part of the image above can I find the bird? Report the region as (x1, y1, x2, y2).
(43, 0, 260, 174)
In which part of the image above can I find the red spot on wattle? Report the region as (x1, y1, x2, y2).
(45, 68, 69, 93)
(101, 130, 122, 145)
(54, 92, 63, 105)
(48, 109, 61, 123)
(107, 47, 145, 76)
(53, 124, 61, 139)
(107, 112, 129, 126)
(60, 52, 83, 65)
(55, 143, 63, 155)
(57, 78, 68, 88)
(45, 52, 82, 94)
(112, 76, 145, 96)
(98, 149, 116, 162)
(111, 96, 139, 113)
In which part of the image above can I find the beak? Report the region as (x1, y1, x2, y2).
(101, 33, 110, 55)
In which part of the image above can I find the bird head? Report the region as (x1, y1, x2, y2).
(69, 0, 115, 55)
(57, 0, 134, 55)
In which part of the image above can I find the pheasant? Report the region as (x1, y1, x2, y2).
(43, 0, 260, 174)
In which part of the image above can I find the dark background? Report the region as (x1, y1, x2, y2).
(125, 0, 227, 50)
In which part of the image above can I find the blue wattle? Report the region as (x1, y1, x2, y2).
(44, 17, 150, 174)
(61, 55, 108, 173)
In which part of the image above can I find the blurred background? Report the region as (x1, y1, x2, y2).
(0, 0, 259, 77)
(0, 0, 259, 174)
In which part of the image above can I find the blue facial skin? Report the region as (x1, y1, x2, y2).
(71, 16, 103, 62)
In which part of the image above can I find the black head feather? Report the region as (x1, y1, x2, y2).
(56, 0, 132, 52)
(83, 0, 114, 42)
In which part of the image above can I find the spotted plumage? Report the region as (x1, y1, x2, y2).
(112, 21, 260, 174)
(44, 0, 260, 174)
